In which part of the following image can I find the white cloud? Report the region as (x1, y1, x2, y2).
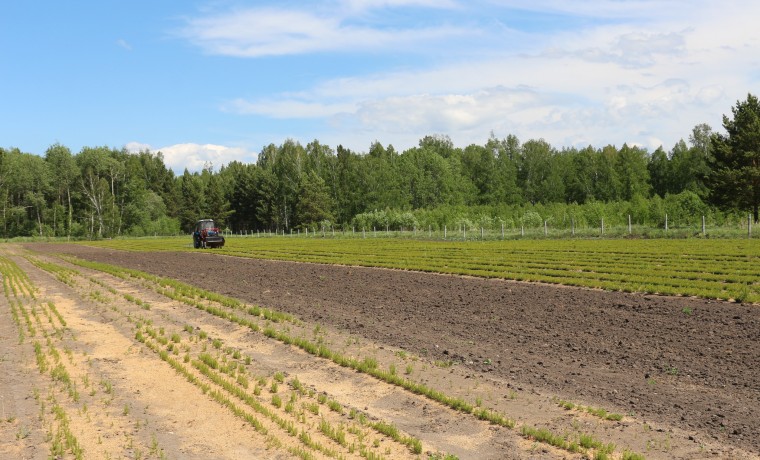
(178, 6, 469, 57)
(351, 86, 543, 133)
(482, 0, 690, 20)
(223, 98, 356, 118)
(220, 1, 759, 154)
(125, 141, 151, 152)
(342, 0, 458, 10)
(126, 142, 255, 173)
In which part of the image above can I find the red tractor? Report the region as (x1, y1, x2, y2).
(193, 219, 225, 249)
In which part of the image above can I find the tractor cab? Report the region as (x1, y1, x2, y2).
(193, 219, 225, 249)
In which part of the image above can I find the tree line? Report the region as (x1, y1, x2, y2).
(2, 94, 758, 239)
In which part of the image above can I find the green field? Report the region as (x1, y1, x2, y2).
(81, 236, 760, 303)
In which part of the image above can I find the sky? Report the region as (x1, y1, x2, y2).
(2, 1, 759, 173)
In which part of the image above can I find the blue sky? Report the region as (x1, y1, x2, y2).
(2, 1, 759, 173)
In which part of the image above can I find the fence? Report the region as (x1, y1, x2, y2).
(225, 214, 756, 240)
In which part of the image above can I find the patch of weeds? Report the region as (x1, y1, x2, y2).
(236, 374, 249, 388)
(557, 398, 623, 422)
(16, 425, 30, 440)
(198, 353, 219, 370)
(327, 399, 343, 414)
(304, 402, 319, 415)
(284, 400, 295, 414)
(586, 406, 623, 421)
(290, 377, 305, 395)
(520, 425, 568, 450)
(579, 433, 600, 449)
(149, 434, 159, 456)
(318, 418, 347, 447)
(681, 307, 693, 316)
(733, 283, 751, 303)
(360, 356, 378, 372)
(427, 453, 460, 460)
(664, 364, 679, 376)
(558, 399, 575, 410)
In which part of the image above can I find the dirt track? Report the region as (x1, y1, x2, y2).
(24, 243, 760, 457)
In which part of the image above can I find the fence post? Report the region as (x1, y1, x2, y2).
(571, 218, 575, 236)
(628, 214, 632, 234)
(501, 222, 505, 239)
(601, 217, 604, 235)
(702, 215, 706, 236)
(363, 227, 366, 239)
(665, 214, 668, 232)
(749, 213, 753, 238)
(463, 226, 466, 240)
(521, 225, 524, 237)
(429, 225, 432, 238)
(444, 225, 447, 240)
(481, 227, 484, 240)
(544, 220, 547, 236)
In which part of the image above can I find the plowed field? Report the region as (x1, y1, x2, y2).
(1, 242, 758, 459)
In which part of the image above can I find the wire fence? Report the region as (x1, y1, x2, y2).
(224, 214, 757, 240)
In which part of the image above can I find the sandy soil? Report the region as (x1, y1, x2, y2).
(8, 242, 760, 459)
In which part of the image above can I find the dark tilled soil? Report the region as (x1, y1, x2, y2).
(27, 244, 760, 454)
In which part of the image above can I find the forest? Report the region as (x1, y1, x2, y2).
(1, 94, 758, 239)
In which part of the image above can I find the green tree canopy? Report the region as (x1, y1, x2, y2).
(709, 93, 760, 222)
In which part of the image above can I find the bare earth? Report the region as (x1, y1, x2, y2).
(6, 242, 760, 459)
